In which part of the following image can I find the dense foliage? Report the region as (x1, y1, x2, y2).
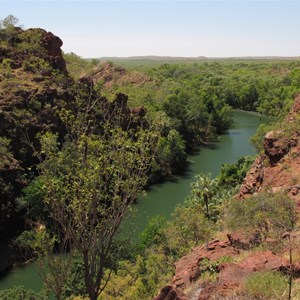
(0, 286, 47, 300)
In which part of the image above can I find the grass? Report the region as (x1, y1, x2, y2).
(243, 270, 289, 299)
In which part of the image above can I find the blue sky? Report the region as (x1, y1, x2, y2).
(1, 1, 299, 58)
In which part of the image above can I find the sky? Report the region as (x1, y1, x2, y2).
(1, 1, 300, 58)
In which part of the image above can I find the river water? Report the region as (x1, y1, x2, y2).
(0, 110, 266, 293)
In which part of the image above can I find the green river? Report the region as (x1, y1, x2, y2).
(0, 110, 266, 293)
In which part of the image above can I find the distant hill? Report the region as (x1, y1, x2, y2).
(92, 55, 300, 67)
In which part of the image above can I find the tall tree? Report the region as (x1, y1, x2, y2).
(37, 107, 157, 299)
(190, 173, 219, 221)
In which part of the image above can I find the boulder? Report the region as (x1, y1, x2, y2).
(238, 250, 288, 272)
(153, 285, 187, 300)
(227, 231, 261, 250)
(263, 130, 297, 166)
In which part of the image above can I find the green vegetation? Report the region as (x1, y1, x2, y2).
(0, 286, 47, 300)
(244, 271, 289, 299)
(218, 156, 255, 187)
(224, 191, 297, 241)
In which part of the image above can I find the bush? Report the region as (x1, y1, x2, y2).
(244, 271, 288, 299)
(224, 191, 297, 241)
(0, 58, 13, 77)
(217, 156, 255, 188)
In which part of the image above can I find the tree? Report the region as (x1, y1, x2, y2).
(17, 228, 72, 300)
(165, 201, 214, 256)
(190, 173, 219, 222)
(38, 119, 157, 300)
(0, 15, 20, 46)
(0, 15, 19, 29)
(224, 191, 297, 241)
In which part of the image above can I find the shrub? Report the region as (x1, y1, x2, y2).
(0, 58, 13, 77)
(224, 191, 297, 241)
(217, 156, 255, 188)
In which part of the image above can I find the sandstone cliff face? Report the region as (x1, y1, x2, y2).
(154, 236, 297, 300)
(154, 95, 300, 300)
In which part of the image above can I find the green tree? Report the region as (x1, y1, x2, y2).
(0, 15, 19, 29)
(38, 121, 157, 300)
(218, 156, 255, 188)
(165, 201, 214, 255)
(16, 228, 73, 300)
(0, 15, 20, 46)
(190, 173, 219, 222)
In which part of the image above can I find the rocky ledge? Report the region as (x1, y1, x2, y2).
(153, 234, 300, 300)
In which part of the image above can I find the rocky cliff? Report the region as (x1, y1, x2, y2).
(0, 26, 148, 268)
(0, 27, 73, 241)
(239, 94, 300, 206)
(154, 95, 300, 300)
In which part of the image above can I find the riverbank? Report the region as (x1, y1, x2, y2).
(0, 110, 266, 293)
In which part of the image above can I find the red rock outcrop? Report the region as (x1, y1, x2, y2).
(239, 94, 300, 200)
(238, 156, 264, 198)
(263, 130, 297, 166)
(202, 248, 291, 299)
(227, 231, 261, 250)
(173, 239, 239, 289)
(199, 250, 289, 299)
(154, 236, 295, 300)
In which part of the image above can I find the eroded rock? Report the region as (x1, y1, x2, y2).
(239, 155, 264, 198)
(263, 130, 297, 166)
(173, 239, 239, 289)
(41, 30, 67, 74)
(153, 285, 187, 300)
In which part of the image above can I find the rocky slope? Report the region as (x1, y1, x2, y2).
(154, 95, 300, 300)
(0, 26, 148, 272)
(0, 27, 72, 243)
(239, 94, 300, 206)
(83, 62, 151, 91)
